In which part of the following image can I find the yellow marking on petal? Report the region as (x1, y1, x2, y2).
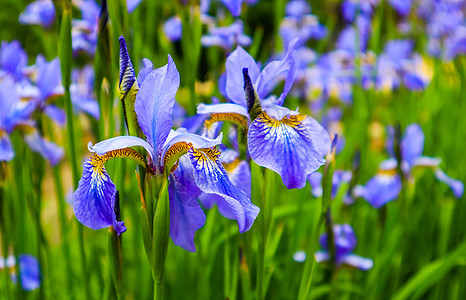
(204, 113, 249, 132)
(163, 142, 193, 173)
(90, 147, 149, 175)
(257, 111, 305, 128)
(378, 168, 397, 176)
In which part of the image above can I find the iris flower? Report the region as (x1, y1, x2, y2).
(315, 223, 373, 270)
(0, 76, 63, 165)
(19, 0, 55, 29)
(0, 254, 41, 291)
(355, 124, 463, 208)
(201, 20, 252, 51)
(198, 42, 330, 189)
(73, 37, 259, 251)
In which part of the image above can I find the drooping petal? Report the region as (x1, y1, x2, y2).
(315, 251, 329, 263)
(135, 55, 180, 165)
(18, 254, 41, 291)
(360, 173, 402, 208)
(0, 134, 14, 161)
(225, 47, 260, 107)
(71, 94, 100, 120)
(221, 0, 242, 17)
(24, 131, 64, 166)
(197, 103, 250, 119)
(36, 57, 62, 101)
(435, 169, 464, 199)
(73, 156, 126, 235)
(308, 172, 323, 197)
(301, 115, 332, 157)
(248, 112, 326, 189)
(187, 147, 260, 232)
(401, 123, 424, 168)
(44, 105, 66, 126)
(255, 39, 298, 106)
(168, 156, 205, 252)
(136, 58, 153, 88)
(341, 254, 374, 270)
(88, 136, 155, 162)
(413, 156, 441, 168)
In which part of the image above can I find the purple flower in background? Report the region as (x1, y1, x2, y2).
(73, 37, 259, 251)
(316, 224, 373, 270)
(198, 42, 331, 189)
(387, 124, 463, 198)
(18, 255, 41, 291)
(336, 15, 372, 53)
(0, 77, 35, 161)
(341, 0, 379, 23)
(355, 124, 463, 208)
(285, 0, 311, 20)
(19, 0, 55, 28)
(220, 0, 259, 17)
(70, 66, 100, 119)
(353, 159, 402, 208)
(308, 170, 352, 198)
(164, 16, 182, 42)
(389, 0, 413, 16)
(1, 254, 41, 291)
(0, 76, 63, 165)
(0, 40, 28, 81)
(72, 0, 100, 55)
(417, 0, 465, 59)
(202, 20, 252, 50)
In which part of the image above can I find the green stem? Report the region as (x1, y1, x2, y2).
(59, 3, 90, 298)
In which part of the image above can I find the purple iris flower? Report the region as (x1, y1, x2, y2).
(355, 124, 463, 208)
(1, 254, 41, 291)
(220, 0, 259, 17)
(27, 55, 66, 126)
(199, 148, 251, 221)
(72, 0, 100, 55)
(201, 20, 252, 51)
(73, 37, 259, 251)
(417, 0, 465, 59)
(280, 0, 326, 50)
(336, 15, 372, 53)
(0, 77, 35, 161)
(444, 26, 466, 59)
(70, 66, 100, 120)
(198, 42, 331, 189)
(388, 0, 413, 16)
(315, 223, 373, 270)
(18, 255, 41, 291)
(0, 76, 63, 165)
(19, 0, 55, 28)
(375, 39, 413, 91)
(285, 0, 311, 19)
(308, 170, 352, 198)
(341, 0, 379, 23)
(163, 16, 182, 42)
(0, 40, 28, 81)
(353, 159, 403, 208)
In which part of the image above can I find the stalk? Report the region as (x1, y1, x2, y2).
(58, 3, 90, 298)
(298, 137, 337, 300)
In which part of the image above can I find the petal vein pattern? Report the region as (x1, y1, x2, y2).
(248, 112, 326, 189)
(187, 147, 259, 232)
